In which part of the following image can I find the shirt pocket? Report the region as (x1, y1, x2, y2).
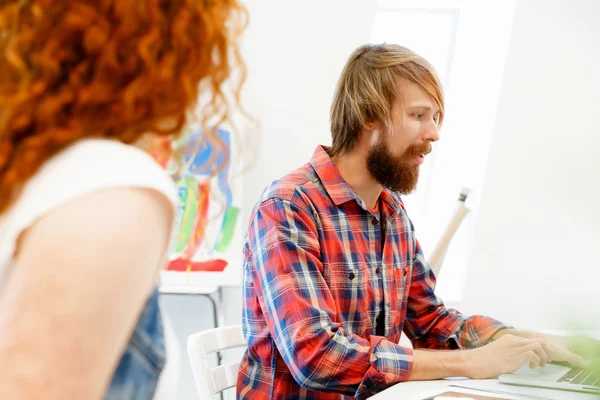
(326, 262, 371, 336)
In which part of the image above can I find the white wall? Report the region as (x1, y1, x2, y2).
(240, 0, 378, 224)
(461, 0, 600, 331)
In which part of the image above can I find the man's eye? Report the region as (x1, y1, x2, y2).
(415, 113, 424, 119)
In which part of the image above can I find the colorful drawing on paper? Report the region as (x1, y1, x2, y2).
(151, 126, 240, 272)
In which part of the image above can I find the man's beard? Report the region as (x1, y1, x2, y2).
(367, 137, 431, 194)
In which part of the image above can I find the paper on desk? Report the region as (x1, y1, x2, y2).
(422, 389, 513, 399)
(450, 381, 560, 400)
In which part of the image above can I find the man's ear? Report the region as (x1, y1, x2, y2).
(363, 120, 381, 132)
(360, 122, 382, 147)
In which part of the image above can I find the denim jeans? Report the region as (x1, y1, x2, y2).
(104, 288, 166, 400)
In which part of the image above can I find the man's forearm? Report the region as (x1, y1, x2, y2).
(408, 349, 470, 381)
(409, 334, 543, 381)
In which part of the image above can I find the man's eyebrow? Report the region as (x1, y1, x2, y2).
(407, 104, 440, 114)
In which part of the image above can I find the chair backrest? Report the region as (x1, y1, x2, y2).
(428, 187, 471, 276)
(187, 324, 247, 399)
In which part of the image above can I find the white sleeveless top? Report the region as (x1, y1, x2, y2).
(0, 138, 180, 399)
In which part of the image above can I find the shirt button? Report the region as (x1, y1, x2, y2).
(375, 267, 381, 274)
(372, 218, 378, 225)
(348, 272, 355, 280)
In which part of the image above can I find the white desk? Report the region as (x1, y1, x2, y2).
(372, 378, 599, 400)
(159, 263, 243, 289)
(158, 267, 243, 326)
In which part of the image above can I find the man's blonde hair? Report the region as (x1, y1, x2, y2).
(329, 43, 444, 156)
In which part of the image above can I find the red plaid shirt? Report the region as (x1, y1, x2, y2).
(237, 146, 508, 399)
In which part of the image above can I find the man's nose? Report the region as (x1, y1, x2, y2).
(423, 123, 440, 143)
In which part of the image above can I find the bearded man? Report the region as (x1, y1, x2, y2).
(236, 43, 588, 400)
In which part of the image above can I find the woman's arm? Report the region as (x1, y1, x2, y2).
(0, 187, 174, 399)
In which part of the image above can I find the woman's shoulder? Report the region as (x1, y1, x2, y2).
(0, 138, 179, 275)
(2, 138, 178, 240)
(22, 138, 178, 211)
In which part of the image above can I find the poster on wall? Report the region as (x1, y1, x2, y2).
(152, 124, 244, 288)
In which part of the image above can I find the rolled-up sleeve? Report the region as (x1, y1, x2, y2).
(403, 236, 511, 350)
(248, 197, 414, 398)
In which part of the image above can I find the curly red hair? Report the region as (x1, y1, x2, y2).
(0, 0, 247, 213)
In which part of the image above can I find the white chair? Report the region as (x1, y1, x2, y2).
(427, 187, 471, 277)
(187, 325, 247, 399)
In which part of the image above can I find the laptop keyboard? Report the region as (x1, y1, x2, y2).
(558, 367, 599, 387)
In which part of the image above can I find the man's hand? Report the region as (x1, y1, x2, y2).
(464, 334, 574, 379)
(491, 329, 589, 368)
(409, 332, 597, 381)
(550, 334, 600, 365)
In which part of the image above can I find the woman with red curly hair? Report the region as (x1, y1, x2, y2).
(0, 0, 246, 398)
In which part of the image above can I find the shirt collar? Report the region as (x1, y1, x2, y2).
(309, 145, 402, 215)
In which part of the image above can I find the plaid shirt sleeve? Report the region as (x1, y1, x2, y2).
(248, 197, 414, 398)
(403, 235, 511, 350)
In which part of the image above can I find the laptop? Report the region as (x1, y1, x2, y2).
(498, 362, 600, 394)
